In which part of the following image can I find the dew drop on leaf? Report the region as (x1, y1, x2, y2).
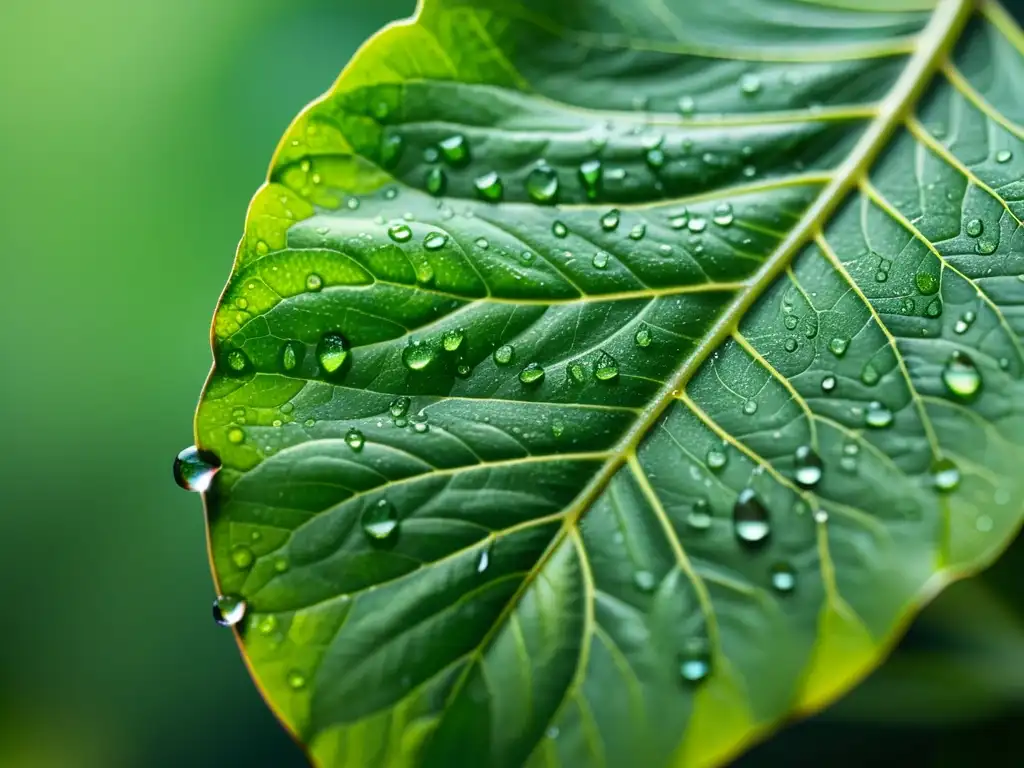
(345, 428, 365, 452)
(634, 324, 653, 348)
(794, 445, 823, 488)
(600, 208, 621, 231)
(225, 349, 250, 374)
(173, 445, 220, 493)
(687, 217, 707, 233)
(426, 167, 447, 196)
(687, 499, 712, 531)
(305, 273, 323, 292)
(739, 73, 762, 95)
(965, 218, 983, 237)
(915, 271, 939, 295)
(380, 134, 403, 168)
(287, 671, 307, 690)
(317, 333, 349, 374)
(578, 159, 603, 200)
(629, 223, 647, 240)
(402, 341, 436, 371)
(519, 363, 545, 384)
(942, 351, 982, 401)
(733, 488, 771, 547)
(362, 498, 400, 542)
(227, 427, 245, 444)
(784, 338, 798, 353)
(388, 223, 412, 243)
(390, 396, 411, 419)
(865, 401, 894, 429)
(678, 96, 696, 115)
(231, 545, 254, 570)
(439, 134, 469, 166)
(493, 344, 514, 366)
(477, 542, 492, 573)
(707, 445, 728, 471)
(712, 203, 734, 226)
(828, 337, 848, 357)
(552, 220, 569, 238)
(592, 250, 610, 269)
(526, 165, 559, 203)
(996, 149, 1012, 163)
(213, 595, 246, 627)
(442, 328, 465, 352)
(770, 562, 797, 594)
(860, 363, 880, 386)
(594, 351, 619, 381)
(931, 457, 960, 492)
(645, 148, 665, 169)
(423, 232, 448, 251)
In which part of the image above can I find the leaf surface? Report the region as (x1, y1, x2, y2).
(195, 1, 1024, 765)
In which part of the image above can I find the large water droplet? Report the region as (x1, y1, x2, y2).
(769, 562, 796, 594)
(173, 445, 220, 492)
(592, 250, 610, 269)
(526, 165, 559, 203)
(362, 499, 400, 542)
(915, 271, 939, 295)
(519, 363, 545, 385)
(579, 159, 603, 200)
(390, 396, 411, 420)
(442, 328, 465, 352)
(225, 349, 250, 374)
(305, 273, 323, 292)
(213, 595, 247, 627)
(996, 149, 1012, 164)
(931, 457, 960, 492)
(493, 344, 514, 366)
(733, 488, 771, 547)
(477, 541, 492, 573)
(942, 351, 982, 401)
(439, 134, 469, 166)
(687, 499, 712, 531)
(828, 338, 848, 357)
(317, 333, 349, 374)
(388, 223, 412, 243)
(600, 208, 621, 231)
(402, 341, 436, 371)
(865, 401, 893, 429)
(426, 167, 446, 196)
(794, 445, 823, 488)
(966, 218, 983, 237)
(345, 428, 365, 452)
(712, 203, 734, 227)
(742, 400, 758, 415)
(707, 445, 728, 471)
(594, 351, 619, 381)
(474, 171, 503, 202)
(552, 221, 569, 238)
(424, 232, 448, 251)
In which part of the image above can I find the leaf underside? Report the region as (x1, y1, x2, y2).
(196, 1, 1024, 765)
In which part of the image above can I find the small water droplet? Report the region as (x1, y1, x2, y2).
(390, 396, 411, 419)
(931, 457, 960, 492)
(477, 541, 492, 573)
(996, 149, 1012, 164)
(733, 488, 770, 547)
(381, 134, 404, 168)
(942, 351, 982, 401)
(423, 232, 448, 251)
(231, 545, 254, 570)
(629, 223, 647, 241)
(594, 351, 619, 381)
(474, 171, 503, 202)
(402, 341, 436, 371)
(634, 325, 653, 348)
(687, 217, 707, 233)
(865, 401, 893, 429)
(287, 671, 307, 690)
(317, 333, 349, 374)
(976, 238, 997, 255)
(915, 271, 939, 295)
(439, 134, 469, 166)
(388, 223, 412, 243)
(493, 344, 514, 365)
(568, 362, 587, 384)
(976, 514, 994, 532)
(475, 237, 489, 249)
(794, 445, 823, 488)
(551, 420, 564, 438)
(600, 208, 621, 231)
(305, 273, 323, 292)
(687, 499, 712, 531)
(769, 562, 796, 594)
(860, 363, 880, 386)
(784, 315, 799, 331)
(712, 203, 734, 227)
(345, 428, 365, 452)
(828, 337, 848, 357)
(592, 250, 610, 269)
(739, 73, 762, 96)
(442, 328, 465, 352)
(213, 595, 246, 627)
(426, 167, 447, 196)
(552, 221, 569, 238)
(783, 338, 798, 353)
(519, 363, 545, 384)
(966, 218, 983, 237)
(173, 445, 220, 492)
(579, 159, 603, 200)
(679, 639, 711, 683)
(742, 400, 757, 415)
(707, 445, 728, 471)
(678, 96, 696, 115)
(227, 427, 245, 444)
(645, 148, 665, 169)
(526, 165, 559, 203)
(362, 498, 400, 542)
(225, 349, 250, 374)
(633, 570, 657, 593)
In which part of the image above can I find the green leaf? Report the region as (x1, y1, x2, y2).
(193, 0, 1024, 765)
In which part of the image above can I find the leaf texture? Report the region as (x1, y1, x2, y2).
(195, 0, 1024, 765)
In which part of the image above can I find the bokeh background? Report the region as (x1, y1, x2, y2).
(1, 1, 1023, 766)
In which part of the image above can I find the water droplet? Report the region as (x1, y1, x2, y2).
(345, 428, 365, 452)
(678, 96, 696, 115)
(645, 148, 665, 169)
(679, 640, 711, 683)
(402, 340, 436, 371)
(424, 232, 448, 251)
(426, 167, 447, 196)
(931, 457, 960, 492)
(996, 149, 1012, 164)
(687, 217, 707, 233)
(793, 445, 823, 488)
(231, 545, 254, 570)
(526, 165, 559, 203)
(173, 445, 220, 492)
(633, 570, 657, 593)
(712, 203, 734, 227)
(381, 134, 403, 168)
(976, 514, 994, 532)
(915, 271, 939, 295)
(579, 159, 603, 200)
(439, 134, 469, 166)
(784, 315, 799, 331)
(769, 562, 796, 594)
(687, 499, 712, 531)
(519, 363, 545, 385)
(551, 420, 564, 438)
(594, 351, 619, 381)
(706, 445, 728, 471)
(213, 595, 246, 627)
(592, 250, 610, 269)
(305, 273, 323, 292)
(390, 396, 411, 419)
(600, 208, 621, 231)
(739, 73, 762, 96)
(442, 328, 465, 352)
(742, 400, 757, 415)
(493, 344, 514, 365)
(828, 337, 848, 357)
(865, 401, 894, 429)
(255, 240, 269, 256)
(860, 363, 880, 386)
(966, 218, 983, 237)
(942, 351, 982, 401)
(634, 325, 653, 348)
(474, 171, 503, 202)
(475, 237, 489, 249)
(477, 542, 492, 573)
(388, 223, 412, 243)
(733, 488, 770, 547)
(629, 223, 647, 240)
(568, 362, 587, 384)
(362, 498, 400, 542)
(976, 238, 997, 255)
(784, 338, 798, 353)
(225, 349, 250, 374)
(552, 221, 569, 238)
(317, 333, 349, 374)
(227, 427, 245, 444)
(926, 298, 943, 317)
(256, 614, 277, 636)
(287, 671, 307, 690)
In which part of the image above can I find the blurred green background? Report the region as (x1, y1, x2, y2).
(1, 1, 1023, 767)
